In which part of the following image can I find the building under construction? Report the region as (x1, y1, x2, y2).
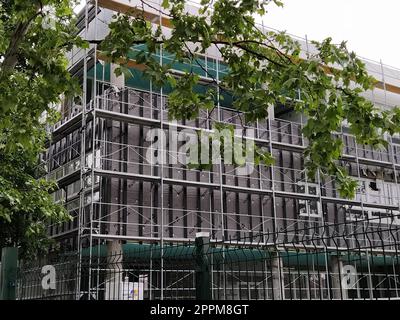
(37, 0, 400, 300)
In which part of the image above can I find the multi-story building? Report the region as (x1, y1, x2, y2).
(41, 0, 400, 300)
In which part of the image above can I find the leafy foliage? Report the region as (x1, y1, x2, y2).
(0, 0, 85, 257)
(100, 0, 400, 199)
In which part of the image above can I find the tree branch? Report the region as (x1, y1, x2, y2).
(1, 4, 42, 73)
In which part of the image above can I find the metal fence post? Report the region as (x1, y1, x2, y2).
(106, 240, 123, 300)
(0, 247, 18, 300)
(271, 250, 284, 300)
(195, 232, 211, 300)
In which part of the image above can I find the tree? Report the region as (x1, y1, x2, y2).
(0, 0, 86, 257)
(99, 0, 400, 198)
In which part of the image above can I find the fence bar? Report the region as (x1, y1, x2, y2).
(195, 232, 212, 300)
(0, 247, 18, 300)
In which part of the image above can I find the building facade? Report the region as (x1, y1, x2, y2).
(41, 0, 400, 300)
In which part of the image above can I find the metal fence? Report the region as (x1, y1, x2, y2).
(15, 215, 400, 300)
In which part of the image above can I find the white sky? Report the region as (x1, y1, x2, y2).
(260, 0, 400, 68)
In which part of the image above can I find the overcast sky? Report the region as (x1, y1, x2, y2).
(260, 0, 400, 68)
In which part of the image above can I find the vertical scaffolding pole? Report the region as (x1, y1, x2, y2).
(158, 1, 165, 299)
(87, 0, 100, 300)
(317, 168, 332, 300)
(304, 34, 332, 300)
(389, 137, 400, 298)
(76, 0, 90, 299)
(215, 57, 227, 299)
(354, 142, 374, 299)
(267, 106, 285, 300)
(384, 58, 400, 298)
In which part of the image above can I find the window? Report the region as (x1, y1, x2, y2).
(369, 181, 379, 192)
(298, 199, 323, 218)
(356, 178, 396, 206)
(368, 209, 400, 225)
(296, 181, 319, 195)
(297, 181, 322, 218)
(345, 207, 366, 222)
(346, 206, 400, 225)
(85, 149, 100, 168)
(67, 180, 81, 199)
(52, 189, 66, 203)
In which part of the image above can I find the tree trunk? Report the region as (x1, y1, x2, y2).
(1, 5, 40, 73)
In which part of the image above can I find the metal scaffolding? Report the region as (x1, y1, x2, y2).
(40, 0, 400, 300)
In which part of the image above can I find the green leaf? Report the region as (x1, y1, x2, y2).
(161, 0, 169, 9)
